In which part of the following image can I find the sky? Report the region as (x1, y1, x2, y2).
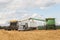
(0, 0, 60, 26)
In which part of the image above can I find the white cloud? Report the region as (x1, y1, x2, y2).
(55, 0, 60, 3)
(0, 0, 60, 25)
(20, 13, 44, 20)
(0, 0, 11, 3)
(0, 0, 59, 10)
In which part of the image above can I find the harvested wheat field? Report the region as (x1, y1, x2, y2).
(0, 30, 60, 40)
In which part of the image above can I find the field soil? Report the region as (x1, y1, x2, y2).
(0, 29, 60, 40)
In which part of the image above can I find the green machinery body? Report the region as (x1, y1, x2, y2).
(46, 18, 56, 30)
(46, 18, 55, 25)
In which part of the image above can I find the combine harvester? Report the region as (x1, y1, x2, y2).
(27, 18, 56, 30)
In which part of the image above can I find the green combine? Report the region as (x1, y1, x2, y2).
(29, 18, 56, 30)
